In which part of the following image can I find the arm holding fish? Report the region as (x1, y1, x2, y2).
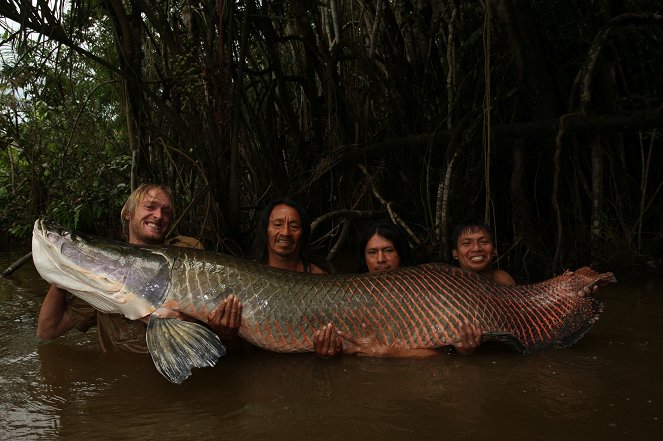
(313, 323, 343, 358)
(451, 321, 483, 355)
(155, 236, 242, 346)
(37, 285, 98, 339)
(338, 321, 483, 357)
(37, 285, 76, 339)
(144, 296, 243, 347)
(207, 295, 243, 347)
(583, 285, 599, 295)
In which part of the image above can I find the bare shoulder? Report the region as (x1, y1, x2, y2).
(309, 263, 328, 275)
(166, 235, 204, 250)
(491, 269, 516, 286)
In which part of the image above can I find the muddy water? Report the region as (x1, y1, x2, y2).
(0, 250, 661, 441)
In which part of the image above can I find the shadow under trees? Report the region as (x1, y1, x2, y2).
(0, 0, 662, 280)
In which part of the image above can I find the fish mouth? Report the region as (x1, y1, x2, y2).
(33, 219, 126, 297)
(32, 219, 170, 319)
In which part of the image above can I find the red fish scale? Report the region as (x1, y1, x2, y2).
(167, 251, 614, 353)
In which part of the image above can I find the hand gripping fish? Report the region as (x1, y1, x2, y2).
(31, 219, 616, 384)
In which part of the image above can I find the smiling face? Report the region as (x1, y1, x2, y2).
(125, 188, 173, 245)
(364, 233, 401, 273)
(267, 204, 303, 260)
(452, 227, 496, 274)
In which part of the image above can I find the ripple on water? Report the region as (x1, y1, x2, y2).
(1, 253, 663, 441)
(1, 348, 62, 439)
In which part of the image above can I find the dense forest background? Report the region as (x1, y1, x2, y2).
(1, 0, 662, 281)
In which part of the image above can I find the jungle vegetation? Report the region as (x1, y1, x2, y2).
(1, 0, 662, 280)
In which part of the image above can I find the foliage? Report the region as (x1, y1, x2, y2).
(0, 0, 662, 279)
(0, 19, 129, 241)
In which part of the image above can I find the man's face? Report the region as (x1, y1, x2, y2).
(267, 204, 303, 259)
(364, 233, 401, 273)
(126, 188, 173, 245)
(452, 227, 496, 274)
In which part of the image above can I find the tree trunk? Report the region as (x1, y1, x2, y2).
(105, 0, 146, 189)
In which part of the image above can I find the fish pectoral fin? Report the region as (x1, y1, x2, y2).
(482, 332, 528, 353)
(146, 315, 226, 384)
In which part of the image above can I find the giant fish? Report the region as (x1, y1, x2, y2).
(31, 219, 616, 384)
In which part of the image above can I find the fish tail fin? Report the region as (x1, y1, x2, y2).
(522, 296, 604, 352)
(567, 267, 617, 293)
(482, 332, 528, 353)
(146, 315, 226, 384)
(555, 297, 604, 348)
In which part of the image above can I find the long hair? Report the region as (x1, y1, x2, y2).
(251, 198, 313, 265)
(357, 220, 413, 272)
(120, 183, 175, 239)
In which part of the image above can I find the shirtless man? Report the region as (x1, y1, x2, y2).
(315, 220, 482, 358)
(252, 198, 326, 274)
(451, 221, 516, 285)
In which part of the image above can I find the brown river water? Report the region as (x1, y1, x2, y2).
(0, 250, 661, 441)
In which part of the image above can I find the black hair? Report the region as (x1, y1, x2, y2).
(450, 221, 496, 252)
(357, 220, 413, 272)
(251, 198, 313, 265)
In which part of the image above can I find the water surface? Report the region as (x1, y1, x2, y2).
(0, 251, 660, 440)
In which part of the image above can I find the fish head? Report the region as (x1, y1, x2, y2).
(32, 219, 171, 320)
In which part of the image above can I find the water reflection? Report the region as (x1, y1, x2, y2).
(1, 252, 661, 440)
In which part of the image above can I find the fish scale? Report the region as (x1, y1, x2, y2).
(32, 219, 616, 384)
(163, 254, 613, 352)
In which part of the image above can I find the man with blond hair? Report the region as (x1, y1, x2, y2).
(37, 183, 241, 352)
